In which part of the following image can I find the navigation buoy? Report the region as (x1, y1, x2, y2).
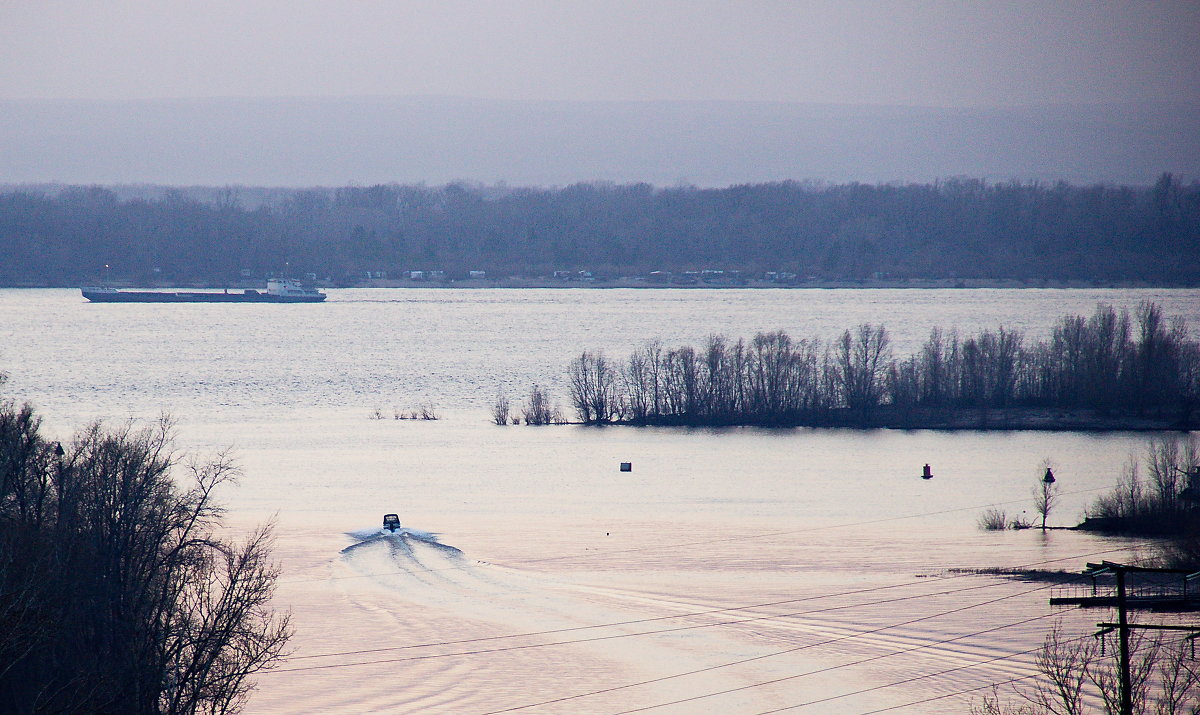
(921, 464, 933, 480)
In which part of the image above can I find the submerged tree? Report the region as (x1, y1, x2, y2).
(567, 351, 623, 424)
(521, 384, 557, 425)
(492, 391, 512, 425)
(1034, 458, 1060, 531)
(0, 401, 291, 714)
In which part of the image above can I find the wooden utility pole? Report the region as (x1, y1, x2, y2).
(1085, 561, 1200, 715)
(1115, 567, 1132, 715)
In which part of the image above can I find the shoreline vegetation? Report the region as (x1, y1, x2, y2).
(532, 301, 1200, 431)
(977, 436, 1200, 547)
(1078, 437, 1200, 545)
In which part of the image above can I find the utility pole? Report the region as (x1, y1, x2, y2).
(1085, 561, 1200, 715)
(1115, 567, 1132, 715)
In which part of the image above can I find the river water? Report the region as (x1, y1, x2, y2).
(2, 287, 1198, 713)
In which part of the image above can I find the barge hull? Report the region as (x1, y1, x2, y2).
(82, 290, 325, 303)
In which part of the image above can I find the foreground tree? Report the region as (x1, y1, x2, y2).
(975, 622, 1199, 714)
(0, 401, 291, 714)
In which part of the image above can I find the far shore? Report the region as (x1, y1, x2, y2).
(9, 277, 1193, 290)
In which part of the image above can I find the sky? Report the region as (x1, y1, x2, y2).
(1, 0, 1198, 107)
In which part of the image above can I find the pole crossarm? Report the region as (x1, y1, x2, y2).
(1096, 622, 1200, 632)
(1057, 561, 1200, 611)
(1086, 561, 1195, 576)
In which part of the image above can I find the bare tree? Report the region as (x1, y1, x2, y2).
(1154, 632, 1200, 715)
(971, 687, 1038, 715)
(1086, 628, 1158, 715)
(918, 327, 950, 406)
(0, 403, 291, 714)
(522, 384, 555, 425)
(491, 392, 511, 425)
(1034, 458, 1060, 531)
(979, 621, 1200, 715)
(1089, 455, 1145, 522)
(567, 352, 622, 424)
(1023, 623, 1093, 715)
(1147, 437, 1192, 510)
(834, 324, 891, 412)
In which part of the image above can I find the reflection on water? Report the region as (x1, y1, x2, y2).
(2, 288, 1196, 713)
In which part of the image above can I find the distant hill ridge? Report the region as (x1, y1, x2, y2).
(1, 96, 1196, 187)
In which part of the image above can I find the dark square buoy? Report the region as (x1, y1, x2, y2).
(620, 462, 632, 472)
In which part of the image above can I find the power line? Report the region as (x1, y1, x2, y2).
(285, 588, 896, 662)
(278, 540, 1153, 665)
(468, 545, 1158, 713)
(605, 584, 1058, 714)
(261, 539, 1157, 712)
(613, 614, 1200, 713)
(750, 627, 1073, 714)
(857, 673, 1042, 714)
(270, 578, 1019, 674)
(1085, 560, 1200, 715)
(482, 596, 1060, 715)
(823, 631, 1200, 714)
(284, 574, 997, 662)
(262, 495, 1155, 708)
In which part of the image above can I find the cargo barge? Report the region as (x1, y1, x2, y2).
(81, 278, 326, 303)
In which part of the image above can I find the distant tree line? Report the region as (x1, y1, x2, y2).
(565, 302, 1200, 428)
(1, 174, 1197, 285)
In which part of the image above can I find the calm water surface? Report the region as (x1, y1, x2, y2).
(2, 288, 1198, 713)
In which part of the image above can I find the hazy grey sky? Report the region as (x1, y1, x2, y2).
(1, 0, 1197, 107)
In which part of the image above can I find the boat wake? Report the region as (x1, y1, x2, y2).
(324, 526, 812, 714)
(338, 526, 473, 592)
(343, 525, 459, 550)
(340, 527, 463, 562)
(336, 524, 579, 613)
